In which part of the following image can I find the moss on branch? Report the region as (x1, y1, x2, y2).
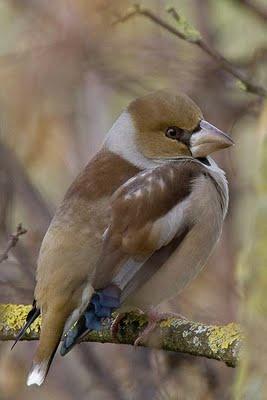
(0, 304, 242, 367)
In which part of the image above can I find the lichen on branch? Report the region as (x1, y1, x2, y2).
(0, 304, 242, 367)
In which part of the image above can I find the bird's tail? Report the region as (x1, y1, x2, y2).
(27, 306, 69, 386)
(26, 345, 58, 387)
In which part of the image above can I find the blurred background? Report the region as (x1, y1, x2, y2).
(0, 0, 266, 399)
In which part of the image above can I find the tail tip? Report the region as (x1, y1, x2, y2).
(26, 362, 48, 386)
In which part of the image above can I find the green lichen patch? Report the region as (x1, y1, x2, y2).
(208, 323, 242, 355)
(0, 304, 41, 339)
(117, 312, 148, 341)
(0, 304, 241, 367)
(159, 317, 178, 329)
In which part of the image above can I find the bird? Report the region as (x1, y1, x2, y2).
(14, 89, 234, 386)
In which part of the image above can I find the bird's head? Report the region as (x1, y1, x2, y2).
(127, 89, 234, 161)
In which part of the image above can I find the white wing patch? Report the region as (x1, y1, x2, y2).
(111, 197, 190, 292)
(158, 177, 165, 191)
(113, 258, 146, 290)
(119, 170, 153, 200)
(150, 198, 190, 248)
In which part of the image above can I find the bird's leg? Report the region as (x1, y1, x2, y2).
(61, 284, 121, 355)
(72, 284, 122, 334)
(111, 308, 186, 345)
(134, 309, 186, 347)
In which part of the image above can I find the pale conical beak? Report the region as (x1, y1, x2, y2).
(190, 120, 234, 158)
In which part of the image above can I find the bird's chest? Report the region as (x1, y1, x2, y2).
(37, 196, 111, 281)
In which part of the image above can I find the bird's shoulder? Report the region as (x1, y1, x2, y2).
(110, 158, 208, 228)
(104, 158, 214, 256)
(64, 149, 140, 203)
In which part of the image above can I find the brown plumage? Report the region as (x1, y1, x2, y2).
(29, 151, 139, 384)
(14, 90, 233, 386)
(130, 90, 203, 160)
(122, 160, 227, 309)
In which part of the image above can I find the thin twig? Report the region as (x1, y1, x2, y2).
(113, 4, 267, 98)
(0, 224, 27, 264)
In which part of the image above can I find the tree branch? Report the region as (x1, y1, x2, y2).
(0, 304, 242, 368)
(0, 224, 27, 264)
(113, 4, 267, 98)
(234, 0, 267, 24)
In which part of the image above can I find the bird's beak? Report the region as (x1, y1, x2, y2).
(190, 120, 234, 158)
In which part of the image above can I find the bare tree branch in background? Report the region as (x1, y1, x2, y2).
(0, 224, 27, 264)
(0, 141, 52, 284)
(233, 0, 267, 24)
(0, 304, 242, 368)
(113, 4, 267, 98)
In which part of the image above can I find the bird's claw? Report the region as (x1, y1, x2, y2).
(134, 319, 157, 347)
(133, 310, 186, 346)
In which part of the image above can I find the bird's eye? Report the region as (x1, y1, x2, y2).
(165, 126, 184, 140)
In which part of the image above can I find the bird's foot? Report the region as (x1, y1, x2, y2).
(134, 310, 186, 347)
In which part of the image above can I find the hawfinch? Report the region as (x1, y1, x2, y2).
(14, 90, 234, 386)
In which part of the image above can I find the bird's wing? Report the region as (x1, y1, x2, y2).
(60, 158, 226, 355)
(120, 163, 227, 310)
(92, 158, 216, 290)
